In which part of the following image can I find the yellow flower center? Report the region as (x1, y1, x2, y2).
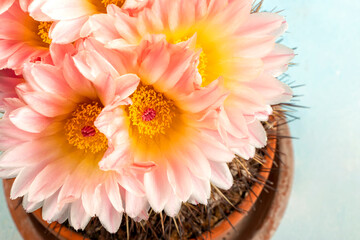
(198, 51, 209, 86)
(128, 85, 176, 138)
(37, 21, 52, 45)
(90, 0, 126, 13)
(100, 0, 125, 7)
(65, 102, 108, 153)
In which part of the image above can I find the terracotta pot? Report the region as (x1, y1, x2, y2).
(3, 123, 293, 240)
(3, 178, 59, 240)
(201, 122, 294, 240)
(3, 179, 90, 240)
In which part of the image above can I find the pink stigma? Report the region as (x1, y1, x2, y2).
(142, 108, 156, 121)
(81, 126, 96, 137)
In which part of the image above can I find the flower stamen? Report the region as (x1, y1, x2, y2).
(100, 0, 125, 8)
(65, 102, 108, 153)
(128, 85, 176, 138)
(37, 21, 52, 45)
(90, 0, 126, 13)
(198, 51, 209, 86)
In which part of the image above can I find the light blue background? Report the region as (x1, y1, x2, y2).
(1, 0, 360, 239)
(263, 0, 360, 239)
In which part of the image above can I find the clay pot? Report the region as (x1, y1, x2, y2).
(3, 179, 59, 240)
(3, 123, 293, 240)
(200, 122, 294, 240)
(3, 179, 90, 240)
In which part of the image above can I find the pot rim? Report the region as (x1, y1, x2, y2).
(32, 210, 85, 240)
(199, 136, 276, 240)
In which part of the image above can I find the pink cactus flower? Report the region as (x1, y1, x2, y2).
(0, 2, 58, 73)
(0, 44, 154, 233)
(74, 36, 235, 216)
(87, 0, 295, 159)
(28, 0, 153, 44)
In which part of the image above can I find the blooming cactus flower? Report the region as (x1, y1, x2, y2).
(74, 36, 235, 216)
(0, 0, 296, 232)
(87, 0, 294, 159)
(0, 45, 155, 233)
(0, 1, 55, 73)
(28, 0, 153, 44)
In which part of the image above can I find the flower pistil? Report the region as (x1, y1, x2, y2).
(65, 101, 108, 153)
(128, 85, 176, 138)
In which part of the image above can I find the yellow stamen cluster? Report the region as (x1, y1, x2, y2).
(65, 102, 108, 153)
(101, 0, 125, 8)
(128, 85, 176, 138)
(198, 51, 209, 86)
(37, 21, 52, 45)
